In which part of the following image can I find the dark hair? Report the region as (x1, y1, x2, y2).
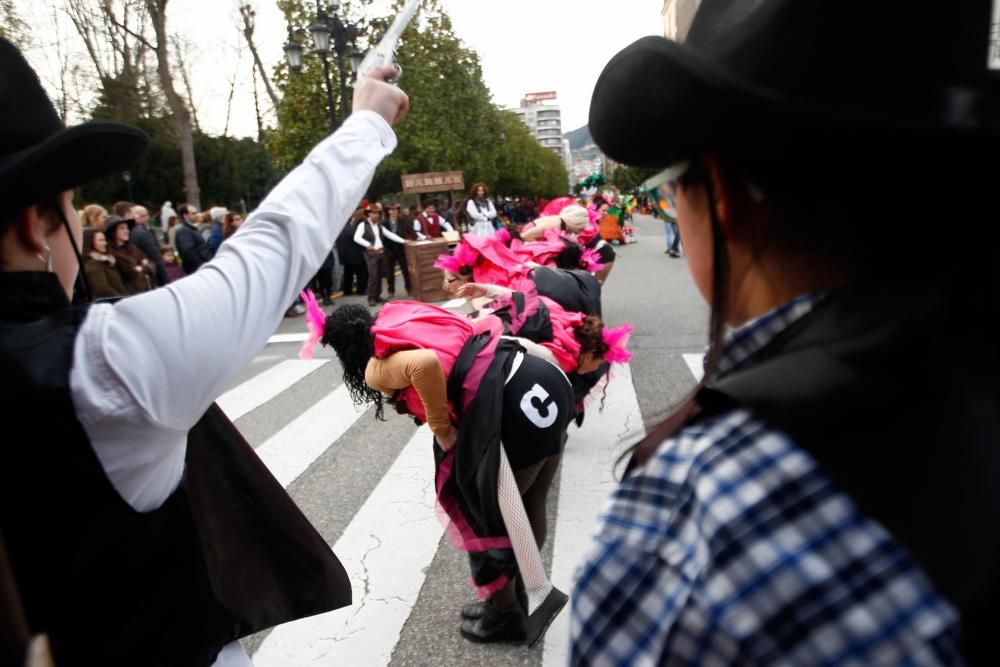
(321, 305, 386, 421)
(82, 228, 102, 255)
(628, 153, 1000, 470)
(573, 315, 608, 358)
(222, 211, 241, 239)
(113, 201, 134, 218)
(554, 242, 583, 270)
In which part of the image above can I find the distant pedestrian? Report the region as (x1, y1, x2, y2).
(159, 246, 185, 283)
(174, 204, 213, 274)
(466, 182, 498, 236)
(130, 204, 169, 285)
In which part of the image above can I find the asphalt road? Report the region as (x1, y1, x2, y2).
(226, 213, 709, 665)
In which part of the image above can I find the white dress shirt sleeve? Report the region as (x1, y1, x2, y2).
(381, 227, 406, 244)
(70, 110, 397, 512)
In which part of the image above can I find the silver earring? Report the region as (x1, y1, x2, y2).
(36, 244, 52, 272)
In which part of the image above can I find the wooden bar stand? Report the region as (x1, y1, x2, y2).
(404, 239, 452, 303)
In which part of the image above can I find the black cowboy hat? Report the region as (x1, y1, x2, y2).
(0, 38, 148, 214)
(103, 215, 133, 235)
(589, 0, 1000, 168)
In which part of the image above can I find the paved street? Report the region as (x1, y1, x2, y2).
(228, 213, 709, 665)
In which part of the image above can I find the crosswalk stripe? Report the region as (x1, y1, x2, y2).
(682, 352, 705, 382)
(543, 364, 646, 665)
(217, 359, 329, 421)
(252, 424, 443, 666)
(255, 383, 367, 489)
(267, 332, 311, 344)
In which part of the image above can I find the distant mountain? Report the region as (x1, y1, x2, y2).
(564, 125, 592, 151)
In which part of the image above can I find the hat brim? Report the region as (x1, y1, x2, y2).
(589, 36, 995, 169)
(0, 121, 148, 208)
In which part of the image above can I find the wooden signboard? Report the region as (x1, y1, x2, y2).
(401, 171, 465, 195)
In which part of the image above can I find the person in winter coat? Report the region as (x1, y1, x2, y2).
(82, 229, 128, 299)
(104, 215, 155, 294)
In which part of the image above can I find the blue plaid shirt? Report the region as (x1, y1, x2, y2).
(570, 293, 962, 666)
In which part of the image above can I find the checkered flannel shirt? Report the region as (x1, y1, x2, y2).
(570, 293, 962, 666)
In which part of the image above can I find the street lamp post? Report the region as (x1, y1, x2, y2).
(284, 1, 365, 134)
(122, 171, 133, 201)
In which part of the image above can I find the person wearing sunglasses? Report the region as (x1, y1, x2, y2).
(571, 1, 1000, 664)
(0, 36, 408, 666)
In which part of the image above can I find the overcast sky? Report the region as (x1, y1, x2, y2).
(20, 0, 664, 138)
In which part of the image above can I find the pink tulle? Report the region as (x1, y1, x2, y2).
(495, 227, 511, 244)
(298, 289, 326, 360)
(540, 195, 577, 217)
(581, 247, 605, 273)
(433, 253, 464, 274)
(603, 322, 634, 364)
(472, 573, 510, 600)
(578, 223, 599, 245)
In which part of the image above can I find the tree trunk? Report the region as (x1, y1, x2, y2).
(147, 0, 199, 208)
(239, 4, 280, 112)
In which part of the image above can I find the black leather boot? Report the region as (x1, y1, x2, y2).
(459, 603, 526, 644)
(461, 601, 485, 620)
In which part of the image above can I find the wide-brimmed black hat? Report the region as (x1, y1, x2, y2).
(589, 0, 1000, 168)
(103, 215, 133, 236)
(0, 38, 148, 213)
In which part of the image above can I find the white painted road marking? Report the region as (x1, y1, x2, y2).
(682, 352, 705, 382)
(266, 332, 311, 344)
(217, 359, 329, 421)
(255, 383, 368, 489)
(252, 425, 443, 666)
(543, 364, 645, 665)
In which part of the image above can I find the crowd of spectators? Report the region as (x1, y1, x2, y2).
(76, 199, 244, 300)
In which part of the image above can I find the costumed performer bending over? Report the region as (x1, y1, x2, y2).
(306, 299, 574, 647)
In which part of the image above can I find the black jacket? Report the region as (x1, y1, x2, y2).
(131, 225, 169, 286)
(175, 222, 213, 275)
(0, 272, 351, 666)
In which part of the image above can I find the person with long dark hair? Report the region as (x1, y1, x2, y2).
(466, 182, 497, 236)
(308, 299, 574, 646)
(570, 2, 1000, 664)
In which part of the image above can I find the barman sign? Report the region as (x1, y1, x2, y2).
(401, 171, 465, 194)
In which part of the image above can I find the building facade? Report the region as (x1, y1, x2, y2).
(511, 92, 567, 160)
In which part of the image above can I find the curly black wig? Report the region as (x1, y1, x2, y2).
(554, 241, 584, 271)
(321, 304, 386, 421)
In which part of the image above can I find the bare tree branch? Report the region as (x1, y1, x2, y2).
(222, 45, 244, 138)
(146, 0, 200, 207)
(239, 3, 281, 112)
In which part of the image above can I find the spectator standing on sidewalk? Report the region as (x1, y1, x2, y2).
(382, 201, 413, 297)
(130, 204, 169, 285)
(105, 215, 154, 294)
(82, 229, 128, 299)
(466, 182, 498, 236)
(175, 204, 213, 274)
